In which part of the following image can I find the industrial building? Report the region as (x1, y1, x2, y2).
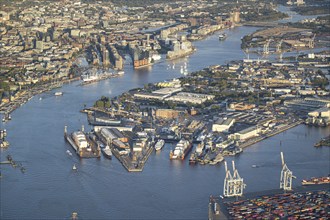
(229, 126, 261, 141)
(165, 92, 214, 104)
(212, 118, 235, 132)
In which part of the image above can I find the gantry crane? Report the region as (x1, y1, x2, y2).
(280, 152, 296, 191)
(223, 161, 246, 197)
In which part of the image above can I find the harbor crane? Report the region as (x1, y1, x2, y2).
(263, 38, 272, 56)
(276, 39, 283, 53)
(280, 152, 296, 191)
(223, 161, 246, 197)
(243, 48, 250, 60)
(308, 34, 316, 49)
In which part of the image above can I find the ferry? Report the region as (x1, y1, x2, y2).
(302, 176, 330, 185)
(154, 139, 165, 151)
(219, 33, 227, 41)
(102, 145, 112, 159)
(169, 139, 192, 160)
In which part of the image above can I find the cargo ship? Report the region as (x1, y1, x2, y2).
(169, 139, 192, 160)
(154, 139, 165, 151)
(302, 176, 330, 185)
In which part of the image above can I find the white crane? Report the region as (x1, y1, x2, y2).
(280, 152, 296, 191)
(276, 39, 283, 53)
(223, 161, 246, 197)
(263, 38, 272, 56)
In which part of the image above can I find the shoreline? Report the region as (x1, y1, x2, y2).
(0, 76, 80, 115)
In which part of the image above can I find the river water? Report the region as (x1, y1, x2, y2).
(1, 6, 329, 220)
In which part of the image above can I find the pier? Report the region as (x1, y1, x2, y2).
(95, 131, 154, 172)
(239, 120, 303, 149)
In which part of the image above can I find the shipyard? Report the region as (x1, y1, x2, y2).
(74, 52, 329, 171)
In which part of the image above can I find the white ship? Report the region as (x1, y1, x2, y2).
(55, 92, 63, 96)
(154, 139, 165, 151)
(81, 73, 99, 82)
(102, 145, 112, 159)
(152, 54, 161, 61)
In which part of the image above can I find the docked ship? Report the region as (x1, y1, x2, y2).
(195, 142, 205, 156)
(218, 33, 227, 41)
(102, 145, 112, 159)
(302, 176, 330, 185)
(64, 127, 100, 158)
(154, 139, 165, 151)
(169, 139, 192, 160)
(81, 74, 99, 82)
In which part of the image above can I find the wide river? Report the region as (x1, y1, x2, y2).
(1, 5, 329, 220)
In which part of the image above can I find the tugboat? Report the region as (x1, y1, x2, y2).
(189, 152, 197, 164)
(72, 164, 77, 171)
(218, 33, 227, 41)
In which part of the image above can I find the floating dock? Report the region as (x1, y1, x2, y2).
(64, 127, 100, 158)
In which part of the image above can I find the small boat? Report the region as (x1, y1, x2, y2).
(66, 150, 73, 156)
(117, 71, 124, 75)
(7, 114, 11, 120)
(219, 33, 227, 41)
(102, 145, 112, 159)
(39, 97, 42, 100)
(189, 152, 197, 164)
(252, 164, 259, 168)
(55, 92, 63, 96)
(154, 139, 165, 151)
(72, 164, 77, 171)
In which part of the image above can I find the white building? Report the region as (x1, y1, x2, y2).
(212, 118, 235, 132)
